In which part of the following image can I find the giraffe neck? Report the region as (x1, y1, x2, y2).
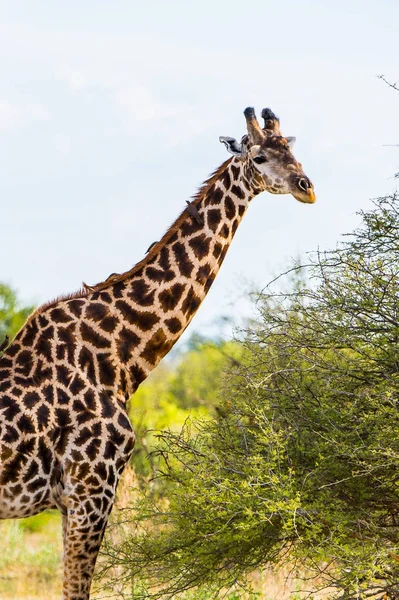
(12, 157, 265, 404)
(89, 156, 264, 396)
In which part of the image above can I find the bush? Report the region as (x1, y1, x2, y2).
(128, 339, 241, 478)
(100, 193, 399, 599)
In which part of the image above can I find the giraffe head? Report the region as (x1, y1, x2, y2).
(220, 107, 316, 204)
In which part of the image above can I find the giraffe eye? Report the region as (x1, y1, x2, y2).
(253, 155, 267, 164)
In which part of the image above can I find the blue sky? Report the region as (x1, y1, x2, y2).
(1, 0, 398, 339)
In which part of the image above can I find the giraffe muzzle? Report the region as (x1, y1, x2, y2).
(293, 176, 316, 204)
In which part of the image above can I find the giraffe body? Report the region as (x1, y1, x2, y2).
(0, 107, 315, 599)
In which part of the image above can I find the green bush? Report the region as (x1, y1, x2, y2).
(128, 339, 242, 478)
(0, 283, 34, 342)
(100, 194, 399, 599)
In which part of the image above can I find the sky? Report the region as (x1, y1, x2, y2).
(1, 0, 398, 342)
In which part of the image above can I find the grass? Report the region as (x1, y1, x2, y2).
(0, 511, 62, 599)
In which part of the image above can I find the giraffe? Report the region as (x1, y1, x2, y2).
(0, 107, 315, 599)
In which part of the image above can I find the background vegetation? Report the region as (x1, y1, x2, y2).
(98, 193, 399, 600)
(0, 283, 34, 342)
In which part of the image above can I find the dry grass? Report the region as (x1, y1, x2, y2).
(249, 566, 332, 600)
(0, 512, 63, 599)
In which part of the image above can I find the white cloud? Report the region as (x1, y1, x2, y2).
(0, 101, 50, 131)
(114, 83, 215, 146)
(116, 84, 166, 122)
(53, 134, 72, 156)
(58, 65, 88, 90)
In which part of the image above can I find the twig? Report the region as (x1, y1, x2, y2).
(378, 74, 399, 93)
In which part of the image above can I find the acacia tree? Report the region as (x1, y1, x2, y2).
(100, 193, 399, 599)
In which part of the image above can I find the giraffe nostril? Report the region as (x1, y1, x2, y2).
(297, 177, 312, 192)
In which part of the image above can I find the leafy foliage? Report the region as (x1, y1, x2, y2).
(100, 194, 399, 599)
(0, 283, 34, 342)
(128, 339, 241, 477)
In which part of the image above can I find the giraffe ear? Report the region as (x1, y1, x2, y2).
(286, 136, 296, 149)
(219, 136, 243, 156)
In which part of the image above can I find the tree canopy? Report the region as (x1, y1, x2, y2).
(100, 193, 399, 600)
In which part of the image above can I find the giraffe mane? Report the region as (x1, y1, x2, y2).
(36, 158, 232, 312)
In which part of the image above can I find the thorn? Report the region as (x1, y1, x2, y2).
(186, 201, 204, 225)
(0, 335, 9, 353)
